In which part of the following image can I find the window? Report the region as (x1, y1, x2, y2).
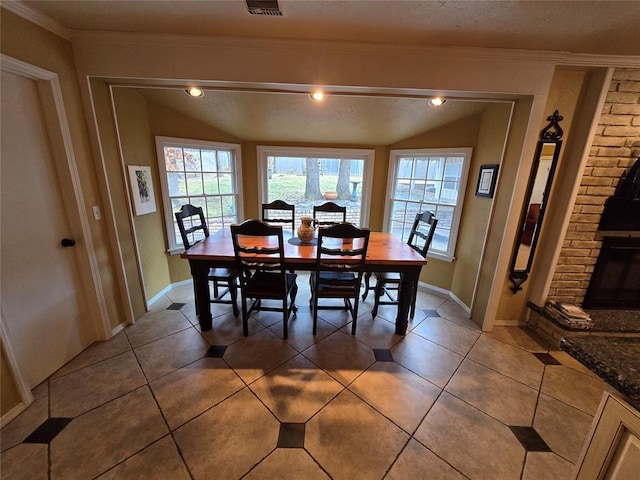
(385, 148, 472, 261)
(257, 146, 374, 227)
(155, 136, 243, 252)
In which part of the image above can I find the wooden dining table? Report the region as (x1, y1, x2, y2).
(181, 228, 427, 335)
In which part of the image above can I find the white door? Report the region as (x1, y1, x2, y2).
(1, 69, 91, 389)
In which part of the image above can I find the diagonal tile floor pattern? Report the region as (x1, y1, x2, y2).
(1, 274, 618, 479)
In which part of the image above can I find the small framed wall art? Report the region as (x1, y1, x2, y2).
(475, 164, 499, 198)
(128, 165, 157, 215)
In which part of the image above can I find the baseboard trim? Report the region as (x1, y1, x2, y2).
(492, 319, 525, 327)
(111, 322, 126, 336)
(147, 279, 194, 308)
(417, 281, 471, 314)
(146, 284, 173, 307)
(1, 403, 27, 429)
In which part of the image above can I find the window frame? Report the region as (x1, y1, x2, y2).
(256, 145, 375, 227)
(155, 136, 243, 253)
(384, 147, 473, 262)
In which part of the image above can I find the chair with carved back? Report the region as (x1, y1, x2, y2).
(313, 201, 347, 227)
(262, 200, 295, 232)
(363, 211, 437, 319)
(175, 204, 239, 317)
(310, 223, 370, 335)
(230, 219, 298, 339)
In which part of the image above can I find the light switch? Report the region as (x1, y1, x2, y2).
(92, 206, 102, 220)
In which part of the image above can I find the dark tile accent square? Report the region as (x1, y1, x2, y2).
(24, 418, 73, 444)
(167, 303, 186, 310)
(423, 309, 441, 318)
(206, 345, 228, 358)
(277, 423, 305, 448)
(373, 349, 394, 362)
(533, 353, 562, 365)
(509, 426, 552, 452)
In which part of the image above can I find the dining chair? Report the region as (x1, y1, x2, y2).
(262, 200, 295, 232)
(230, 219, 298, 339)
(363, 211, 437, 319)
(313, 201, 347, 227)
(175, 204, 239, 317)
(310, 223, 370, 335)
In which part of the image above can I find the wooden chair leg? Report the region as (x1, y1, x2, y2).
(410, 283, 418, 319)
(362, 272, 372, 300)
(371, 280, 384, 318)
(290, 282, 298, 312)
(312, 292, 318, 336)
(229, 279, 239, 317)
(351, 297, 359, 335)
(282, 298, 288, 340)
(241, 293, 249, 336)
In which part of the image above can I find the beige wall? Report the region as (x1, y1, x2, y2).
(452, 104, 514, 307)
(112, 90, 245, 290)
(5, 5, 615, 356)
(1, 10, 124, 327)
(0, 9, 125, 414)
(147, 99, 243, 284)
(390, 115, 482, 293)
(112, 89, 171, 299)
(495, 69, 594, 322)
(114, 94, 514, 307)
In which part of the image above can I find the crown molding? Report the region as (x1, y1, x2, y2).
(4, 4, 639, 69)
(2, 1, 72, 40)
(71, 30, 640, 68)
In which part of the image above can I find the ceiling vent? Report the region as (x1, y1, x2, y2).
(246, 0, 282, 16)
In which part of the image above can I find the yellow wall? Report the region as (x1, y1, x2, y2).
(496, 70, 590, 322)
(390, 115, 483, 293)
(113, 91, 514, 312)
(73, 28, 559, 329)
(452, 104, 513, 307)
(112, 89, 172, 299)
(3, 5, 574, 346)
(146, 97, 244, 284)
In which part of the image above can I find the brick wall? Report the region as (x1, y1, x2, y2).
(548, 69, 640, 305)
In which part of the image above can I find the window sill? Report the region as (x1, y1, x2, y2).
(427, 252, 455, 263)
(168, 247, 185, 255)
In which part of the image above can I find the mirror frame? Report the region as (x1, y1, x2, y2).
(509, 110, 564, 293)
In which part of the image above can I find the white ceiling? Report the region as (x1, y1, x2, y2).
(12, 0, 640, 144)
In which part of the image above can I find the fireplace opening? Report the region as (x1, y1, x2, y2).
(583, 237, 640, 309)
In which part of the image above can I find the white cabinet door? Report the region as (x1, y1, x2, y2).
(573, 392, 640, 480)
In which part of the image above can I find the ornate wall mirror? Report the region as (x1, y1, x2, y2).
(509, 110, 563, 293)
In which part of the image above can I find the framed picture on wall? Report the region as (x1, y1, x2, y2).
(475, 164, 499, 198)
(128, 165, 156, 215)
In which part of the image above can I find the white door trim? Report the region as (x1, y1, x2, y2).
(0, 309, 33, 425)
(0, 55, 111, 405)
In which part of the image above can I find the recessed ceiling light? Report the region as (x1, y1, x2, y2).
(186, 87, 204, 98)
(428, 97, 446, 107)
(309, 91, 327, 102)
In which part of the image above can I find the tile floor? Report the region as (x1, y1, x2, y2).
(1, 274, 618, 479)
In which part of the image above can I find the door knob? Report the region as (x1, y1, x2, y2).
(61, 238, 76, 247)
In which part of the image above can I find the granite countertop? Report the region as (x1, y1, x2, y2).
(559, 336, 640, 410)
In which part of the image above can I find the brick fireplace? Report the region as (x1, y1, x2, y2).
(548, 68, 640, 308)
